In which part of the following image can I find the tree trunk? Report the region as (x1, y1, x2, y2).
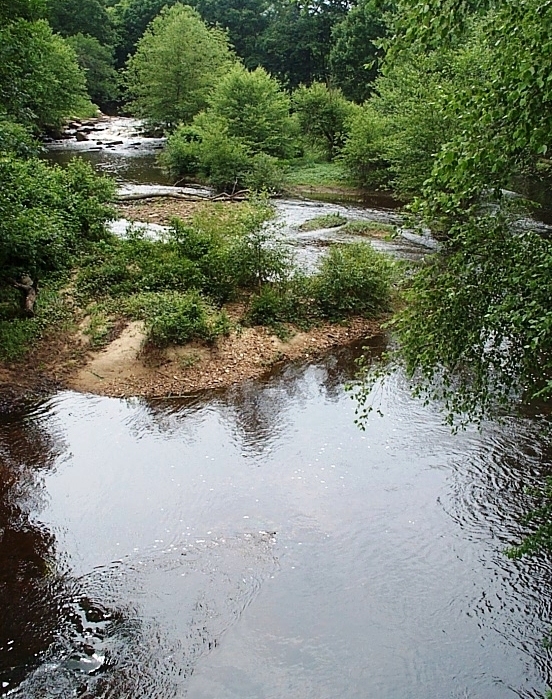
(11, 275, 38, 317)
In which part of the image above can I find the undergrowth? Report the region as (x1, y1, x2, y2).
(0, 199, 395, 359)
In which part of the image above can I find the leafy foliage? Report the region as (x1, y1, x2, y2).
(125, 3, 234, 127)
(329, 0, 387, 102)
(0, 157, 114, 282)
(340, 104, 389, 188)
(162, 66, 295, 191)
(293, 82, 353, 160)
(207, 65, 296, 159)
(257, 0, 349, 89)
(122, 290, 230, 347)
(189, 0, 270, 68)
(313, 242, 393, 320)
(48, 0, 114, 45)
(352, 0, 552, 427)
(0, 19, 89, 131)
(66, 33, 119, 108)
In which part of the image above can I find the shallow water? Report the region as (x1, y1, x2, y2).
(1, 344, 552, 698)
(44, 116, 431, 264)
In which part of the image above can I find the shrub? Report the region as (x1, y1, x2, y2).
(226, 227, 292, 289)
(121, 290, 230, 347)
(162, 121, 288, 193)
(0, 116, 41, 158)
(245, 153, 287, 193)
(340, 104, 389, 188)
(0, 156, 114, 283)
(198, 130, 252, 192)
(246, 274, 316, 327)
(161, 124, 203, 179)
(76, 233, 204, 300)
(312, 243, 393, 319)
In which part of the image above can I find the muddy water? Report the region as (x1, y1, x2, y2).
(2, 118, 548, 698)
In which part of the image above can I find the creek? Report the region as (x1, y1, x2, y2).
(2, 118, 551, 699)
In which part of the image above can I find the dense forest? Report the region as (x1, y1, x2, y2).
(1, 0, 552, 434)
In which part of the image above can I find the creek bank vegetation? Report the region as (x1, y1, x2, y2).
(0, 186, 395, 396)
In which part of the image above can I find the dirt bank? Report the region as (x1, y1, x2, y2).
(69, 316, 380, 398)
(0, 316, 381, 402)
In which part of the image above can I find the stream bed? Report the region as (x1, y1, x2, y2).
(2, 118, 551, 699)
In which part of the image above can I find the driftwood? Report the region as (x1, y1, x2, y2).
(118, 192, 207, 202)
(11, 275, 38, 316)
(117, 189, 251, 204)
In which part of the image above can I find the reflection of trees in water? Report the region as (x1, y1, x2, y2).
(0, 406, 65, 693)
(139, 337, 387, 454)
(212, 337, 385, 453)
(0, 408, 132, 699)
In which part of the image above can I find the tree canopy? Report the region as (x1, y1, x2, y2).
(125, 3, 234, 127)
(0, 19, 89, 131)
(352, 0, 552, 425)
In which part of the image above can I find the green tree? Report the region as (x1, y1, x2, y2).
(125, 3, 234, 128)
(0, 19, 89, 132)
(293, 82, 353, 159)
(66, 33, 119, 108)
(329, 0, 388, 103)
(48, 0, 115, 45)
(207, 65, 296, 158)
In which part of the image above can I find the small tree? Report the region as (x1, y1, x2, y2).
(293, 81, 353, 159)
(207, 65, 296, 159)
(125, 3, 234, 128)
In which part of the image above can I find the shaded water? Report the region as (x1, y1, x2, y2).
(3, 118, 549, 698)
(2, 345, 552, 698)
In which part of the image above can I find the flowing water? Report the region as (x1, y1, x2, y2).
(2, 118, 550, 698)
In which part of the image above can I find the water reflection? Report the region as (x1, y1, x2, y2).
(0, 404, 65, 692)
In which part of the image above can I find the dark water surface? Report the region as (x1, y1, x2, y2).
(3, 118, 550, 698)
(1, 344, 552, 698)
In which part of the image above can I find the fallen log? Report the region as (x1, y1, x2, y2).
(117, 189, 251, 203)
(117, 192, 207, 202)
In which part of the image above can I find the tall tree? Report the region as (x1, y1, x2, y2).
(329, 0, 388, 103)
(48, 0, 114, 45)
(125, 3, 234, 128)
(189, 0, 269, 67)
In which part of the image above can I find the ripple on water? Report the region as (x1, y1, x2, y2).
(6, 532, 277, 699)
